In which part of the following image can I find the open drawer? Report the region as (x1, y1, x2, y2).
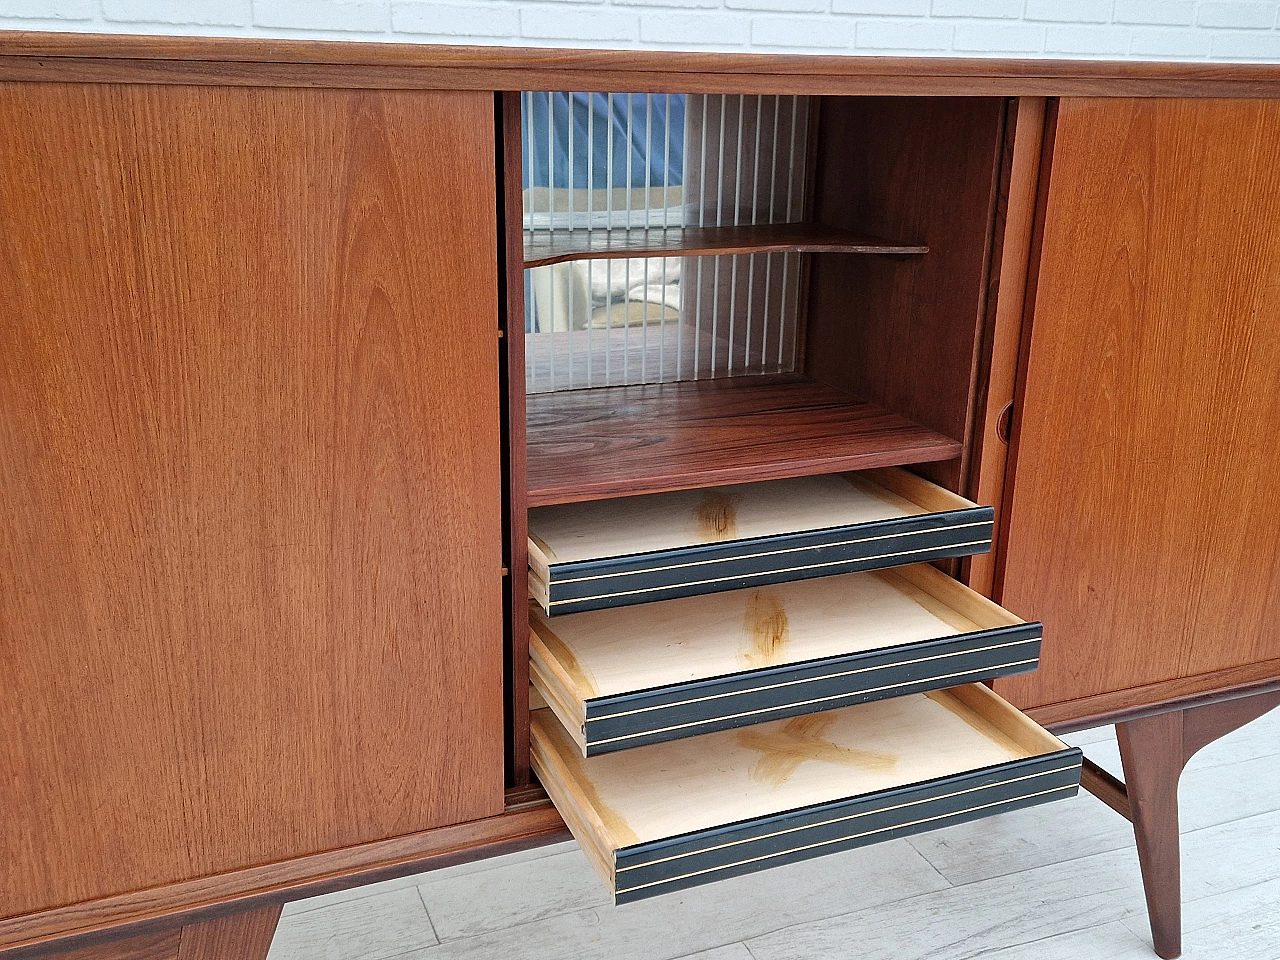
(531, 683, 1082, 904)
(528, 467, 993, 615)
(531, 563, 1041, 755)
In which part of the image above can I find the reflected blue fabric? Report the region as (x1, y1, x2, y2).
(522, 92, 686, 190)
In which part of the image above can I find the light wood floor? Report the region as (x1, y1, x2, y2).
(267, 709, 1280, 960)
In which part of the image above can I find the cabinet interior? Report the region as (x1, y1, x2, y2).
(502, 90, 1010, 785)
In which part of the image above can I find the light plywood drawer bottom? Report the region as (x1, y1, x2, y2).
(528, 467, 993, 615)
(531, 683, 1081, 904)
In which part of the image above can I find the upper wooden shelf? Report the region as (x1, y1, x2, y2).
(526, 375, 961, 507)
(523, 223, 928, 268)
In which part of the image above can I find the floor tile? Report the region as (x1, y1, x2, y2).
(1129, 876, 1280, 959)
(744, 846, 1148, 960)
(406, 839, 948, 960)
(418, 847, 610, 941)
(284, 841, 576, 916)
(952, 921, 1152, 960)
(268, 886, 437, 960)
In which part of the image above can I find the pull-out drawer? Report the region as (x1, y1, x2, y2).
(532, 684, 1082, 904)
(531, 563, 1040, 755)
(528, 468, 992, 615)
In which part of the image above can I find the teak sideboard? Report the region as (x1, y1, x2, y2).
(3, 33, 1280, 960)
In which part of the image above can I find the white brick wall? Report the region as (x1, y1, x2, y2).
(3, 0, 1280, 61)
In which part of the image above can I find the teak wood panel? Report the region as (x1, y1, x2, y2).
(7, 33, 1280, 98)
(0, 789, 568, 958)
(804, 97, 1005, 493)
(0, 83, 505, 919)
(995, 97, 1280, 712)
(964, 97, 1047, 599)
(501, 90, 532, 786)
(37, 906, 281, 960)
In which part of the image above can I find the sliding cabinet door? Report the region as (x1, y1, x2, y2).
(995, 98, 1280, 716)
(0, 84, 505, 916)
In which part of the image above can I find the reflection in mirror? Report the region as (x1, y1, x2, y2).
(522, 92, 812, 394)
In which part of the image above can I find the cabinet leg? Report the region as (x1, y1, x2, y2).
(1116, 711, 1184, 960)
(1115, 692, 1280, 960)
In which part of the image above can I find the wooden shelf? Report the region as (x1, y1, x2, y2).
(526, 375, 961, 507)
(523, 222, 928, 268)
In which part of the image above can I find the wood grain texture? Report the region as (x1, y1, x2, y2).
(804, 97, 1005, 493)
(523, 223, 927, 268)
(0, 83, 504, 920)
(1079, 757, 1130, 821)
(995, 98, 1280, 712)
(1117, 712, 1184, 960)
(525, 375, 962, 507)
(501, 90, 532, 787)
(964, 97, 1046, 598)
(39, 908, 281, 960)
(7, 33, 1280, 97)
(1034, 660, 1280, 733)
(175, 907, 279, 960)
(48, 932, 181, 960)
(0, 792, 568, 960)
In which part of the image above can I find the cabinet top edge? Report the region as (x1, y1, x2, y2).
(4, 31, 1280, 96)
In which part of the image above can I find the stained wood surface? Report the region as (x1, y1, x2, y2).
(531, 684, 1066, 872)
(525, 376, 962, 507)
(530, 564, 1016, 704)
(523, 223, 927, 268)
(805, 97, 1004, 494)
(1033, 660, 1280, 733)
(51, 932, 183, 960)
(7, 34, 1280, 97)
(965, 97, 1046, 598)
(1117, 711, 1191, 960)
(35, 907, 280, 960)
(0, 83, 504, 920)
(175, 908, 280, 960)
(528, 468, 954, 570)
(1079, 757, 1130, 821)
(502, 90, 532, 787)
(0, 790, 567, 959)
(995, 98, 1280, 714)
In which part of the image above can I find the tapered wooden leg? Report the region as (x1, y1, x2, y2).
(1117, 711, 1185, 960)
(1114, 692, 1280, 960)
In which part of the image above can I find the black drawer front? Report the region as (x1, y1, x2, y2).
(544, 507, 994, 614)
(613, 749, 1082, 903)
(582, 623, 1041, 755)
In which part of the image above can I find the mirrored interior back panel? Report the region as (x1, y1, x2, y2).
(521, 92, 813, 393)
